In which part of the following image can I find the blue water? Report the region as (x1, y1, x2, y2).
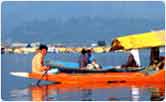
(1, 50, 165, 101)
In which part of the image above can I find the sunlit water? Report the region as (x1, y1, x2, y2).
(1, 51, 165, 101)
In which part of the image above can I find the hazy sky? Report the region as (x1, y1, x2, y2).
(1, 1, 165, 43)
(2, 1, 164, 26)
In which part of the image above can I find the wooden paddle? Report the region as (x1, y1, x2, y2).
(36, 70, 48, 85)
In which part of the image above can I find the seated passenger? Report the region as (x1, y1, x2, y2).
(87, 49, 95, 64)
(157, 56, 165, 70)
(79, 49, 88, 69)
(87, 59, 101, 70)
(149, 59, 159, 71)
(121, 54, 139, 68)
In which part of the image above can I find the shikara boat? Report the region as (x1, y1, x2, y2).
(10, 69, 164, 84)
(10, 30, 165, 84)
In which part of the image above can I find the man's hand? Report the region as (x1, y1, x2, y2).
(43, 66, 51, 71)
(47, 66, 51, 70)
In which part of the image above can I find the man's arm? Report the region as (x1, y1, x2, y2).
(38, 56, 50, 71)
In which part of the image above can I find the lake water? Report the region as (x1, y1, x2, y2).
(1, 50, 165, 101)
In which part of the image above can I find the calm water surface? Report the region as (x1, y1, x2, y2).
(1, 51, 165, 101)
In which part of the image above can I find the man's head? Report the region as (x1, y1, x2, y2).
(87, 49, 92, 55)
(39, 44, 48, 56)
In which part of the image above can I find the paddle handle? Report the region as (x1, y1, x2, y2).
(36, 70, 48, 85)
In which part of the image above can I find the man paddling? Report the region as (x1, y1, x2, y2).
(32, 44, 51, 73)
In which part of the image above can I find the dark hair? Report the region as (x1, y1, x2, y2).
(81, 48, 87, 55)
(39, 44, 48, 51)
(87, 49, 92, 53)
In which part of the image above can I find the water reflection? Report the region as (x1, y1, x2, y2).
(9, 88, 31, 101)
(149, 87, 165, 101)
(31, 85, 47, 101)
(8, 82, 164, 101)
(25, 82, 164, 101)
(80, 89, 93, 101)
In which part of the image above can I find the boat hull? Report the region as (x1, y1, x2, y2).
(27, 69, 165, 84)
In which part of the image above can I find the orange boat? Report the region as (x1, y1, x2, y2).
(10, 69, 165, 84)
(10, 30, 165, 85)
